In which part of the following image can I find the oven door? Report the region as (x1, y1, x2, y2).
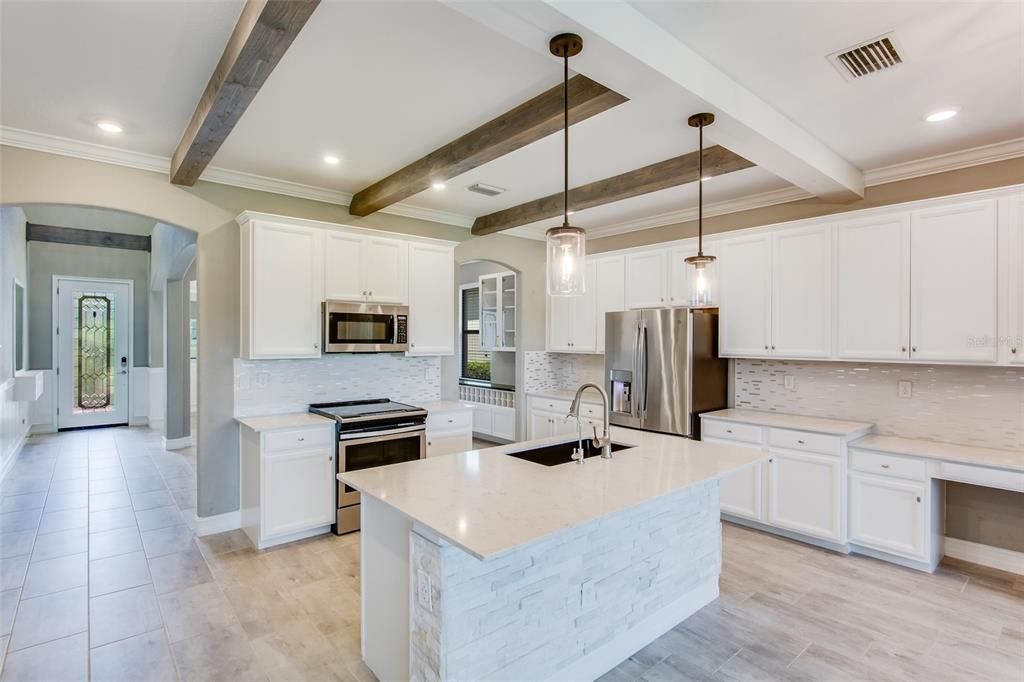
(323, 302, 408, 353)
(337, 424, 426, 507)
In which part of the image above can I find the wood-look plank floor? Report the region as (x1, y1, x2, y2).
(1, 426, 1021, 681)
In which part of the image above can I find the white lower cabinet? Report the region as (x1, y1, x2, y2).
(527, 396, 578, 439)
(704, 436, 764, 521)
(426, 407, 473, 457)
(848, 472, 926, 560)
(766, 448, 842, 542)
(241, 423, 336, 550)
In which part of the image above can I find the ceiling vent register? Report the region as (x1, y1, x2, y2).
(466, 182, 507, 197)
(828, 33, 903, 80)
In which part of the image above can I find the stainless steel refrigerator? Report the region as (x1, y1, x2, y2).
(605, 307, 728, 438)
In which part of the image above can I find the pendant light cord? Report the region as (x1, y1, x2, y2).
(563, 52, 569, 228)
(697, 121, 704, 257)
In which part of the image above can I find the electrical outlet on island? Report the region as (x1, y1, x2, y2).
(898, 380, 913, 398)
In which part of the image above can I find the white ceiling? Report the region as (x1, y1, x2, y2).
(1, 0, 1021, 239)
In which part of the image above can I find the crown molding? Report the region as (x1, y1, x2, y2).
(0, 126, 474, 229)
(863, 137, 1024, 187)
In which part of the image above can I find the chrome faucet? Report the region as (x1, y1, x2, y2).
(568, 383, 613, 460)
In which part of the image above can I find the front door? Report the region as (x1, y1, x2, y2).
(56, 277, 132, 429)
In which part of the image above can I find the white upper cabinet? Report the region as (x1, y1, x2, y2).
(407, 242, 455, 356)
(999, 197, 1024, 365)
(720, 233, 772, 357)
(243, 220, 322, 359)
(479, 271, 517, 351)
(624, 250, 669, 308)
(547, 262, 597, 352)
(835, 215, 911, 360)
(771, 224, 832, 358)
(325, 233, 407, 303)
(910, 200, 998, 363)
(593, 255, 625, 353)
(669, 240, 719, 306)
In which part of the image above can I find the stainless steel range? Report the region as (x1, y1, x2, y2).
(309, 399, 427, 534)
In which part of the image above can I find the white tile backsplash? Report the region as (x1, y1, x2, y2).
(234, 354, 442, 417)
(523, 351, 604, 394)
(734, 359, 1024, 450)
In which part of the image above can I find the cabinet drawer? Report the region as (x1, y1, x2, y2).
(264, 426, 335, 453)
(427, 410, 473, 433)
(768, 428, 840, 455)
(701, 419, 763, 444)
(579, 403, 603, 419)
(531, 397, 571, 415)
(850, 449, 926, 481)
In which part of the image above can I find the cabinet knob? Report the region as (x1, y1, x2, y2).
(881, 464, 889, 469)
(660, 297, 664, 302)
(916, 496, 921, 503)
(1012, 348, 1018, 354)
(771, 346, 775, 350)
(769, 458, 774, 463)
(297, 437, 305, 442)
(901, 347, 907, 353)
(369, 291, 373, 296)
(912, 347, 917, 353)
(764, 345, 768, 350)
(726, 429, 733, 434)
(362, 291, 366, 296)
(797, 440, 805, 445)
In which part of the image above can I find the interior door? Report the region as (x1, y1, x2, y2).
(56, 278, 132, 429)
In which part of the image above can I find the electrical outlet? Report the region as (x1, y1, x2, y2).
(255, 372, 270, 389)
(417, 570, 432, 611)
(784, 375, 795, 391)
(898, 380, 912, 398)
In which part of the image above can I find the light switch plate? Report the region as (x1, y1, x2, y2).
(255, 372, 270, 389)
(898, 380, 912, 398)
(784, 375, 795, 390)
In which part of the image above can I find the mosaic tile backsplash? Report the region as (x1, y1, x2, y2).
(523, 351, 604, 394)
(734, 359, 1024, 450)
(234, 355, 442, 417)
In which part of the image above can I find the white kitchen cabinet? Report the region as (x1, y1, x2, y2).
(479, 271, 517, 351)
(910, 200, 998, 363)
(772, 224, 832, 358)
(426, 407, 473, 457)
(593, 255, 625, 353)
(546, 261, 597, 352)
(324, 233, 408, 303)
(766, 447, 842, 542)
(527, 397, 577, 438)
(848, 472, 926, 560)
(468, 402, 516, 442)
(703, 436, 764, 522)
(835, 215, 911, 360)
(669, 240, 719, 306)
(241, 219, 322, 359)
(240, 422, 336, 550)
(1000, 197, 1024, 365)
(407, 242, 455, 356)
(719, 233, 772, 357)
(624, 250, 669, 308)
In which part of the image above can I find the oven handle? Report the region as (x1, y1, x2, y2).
(338, 424, 427, 442)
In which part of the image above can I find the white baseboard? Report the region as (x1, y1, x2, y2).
(944, 536, 1024, 576)
(162, 435, 194, 450)
(0, 432, 26, 487)
(196, 510, 242, 537)
(29, 424, 57, 436)
(129, 417, 149, 427)
(722, 515, 851, 554)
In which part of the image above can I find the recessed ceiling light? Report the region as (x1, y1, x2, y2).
(323, 154, 340, 165)
(432, 182, 447, 190)
(925, 109, 958, 122)
(96, 121, 123, 133)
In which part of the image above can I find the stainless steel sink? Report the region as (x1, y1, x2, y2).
(506, 439, 633, 467)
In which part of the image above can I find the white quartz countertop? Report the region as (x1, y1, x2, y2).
(701, 408, 873, 437)
(852, 434, 1024, 472)
(235, 413, 334, 432)
(340, 426, 766, 560)
(417, 400, 474, 414)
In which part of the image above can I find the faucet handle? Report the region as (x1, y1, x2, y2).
(571, 447, 584, 464)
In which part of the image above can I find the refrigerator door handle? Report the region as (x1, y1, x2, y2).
(631, 320, 642, 418)
(640, 321, 649, 417)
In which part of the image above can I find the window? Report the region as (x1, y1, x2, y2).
(461, 286, 491, 384)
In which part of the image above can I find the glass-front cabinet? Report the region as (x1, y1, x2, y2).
(479, 271, 516, 351)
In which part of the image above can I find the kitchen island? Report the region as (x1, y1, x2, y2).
(340, 427, 765, 682)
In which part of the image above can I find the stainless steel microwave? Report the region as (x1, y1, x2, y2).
(322, 301, 409, 353)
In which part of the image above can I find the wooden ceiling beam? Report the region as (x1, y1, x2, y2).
(170, 0, 320, 186)
(348, 75, 627, 217)
(471, 145, 754, 236)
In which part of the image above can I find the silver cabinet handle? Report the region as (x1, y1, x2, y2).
(881, 464, 889, 469)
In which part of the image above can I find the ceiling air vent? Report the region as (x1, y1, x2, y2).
(466, 182, 507, 197)
(828, 33, 904, 81)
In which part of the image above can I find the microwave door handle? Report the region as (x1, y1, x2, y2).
(338, 424, 427, 441)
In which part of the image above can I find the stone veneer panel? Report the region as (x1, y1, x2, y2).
(734, 359, 1024, 450)
(234, 355, 442, 417)
(410, 480, 721, 681)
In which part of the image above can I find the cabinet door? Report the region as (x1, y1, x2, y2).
(408, 243, 454, 355)
(547, 294, 574, 352)
(250, 222, 321, 358)
(624, 251, 669, 308)
(364, 237, 408, 303)
(572, 261, 598, 352)
(670, 241, 719, 306)
(490, 407, 516, 441)
(1001, 198, 1024, 364)
(593, 256, 625, 353)
(528, 408, 553, 439)
(848, 472, 925, 559)
(427, 430, 471, 458)
(910, 200, 998, 362)
(835, 215, 911, 360)
(500, 272, 517, 350)
(766, 448, 841, 541)
(479, 274, 499, 351)
(323, 232, 366, 301)
(262, 447, 335, 538)
(772, 224, 832, 358)
(703, 437, 764, 521)
(719, 233, 772, 357)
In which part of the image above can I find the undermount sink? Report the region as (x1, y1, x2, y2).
(506, 439, 634, 467)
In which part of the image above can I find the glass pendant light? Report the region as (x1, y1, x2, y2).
(685, 112, 717, 306)
(546, 33, 586, 296)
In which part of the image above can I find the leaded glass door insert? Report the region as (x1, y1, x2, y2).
(74, 292, 115, 412)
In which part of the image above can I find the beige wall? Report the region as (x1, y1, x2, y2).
(590, 157, 1024, 254)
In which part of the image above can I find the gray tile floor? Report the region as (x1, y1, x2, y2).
(1, 426, 1021, 681)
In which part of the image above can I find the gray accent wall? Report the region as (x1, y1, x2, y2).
(1, 207, 28, 382)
